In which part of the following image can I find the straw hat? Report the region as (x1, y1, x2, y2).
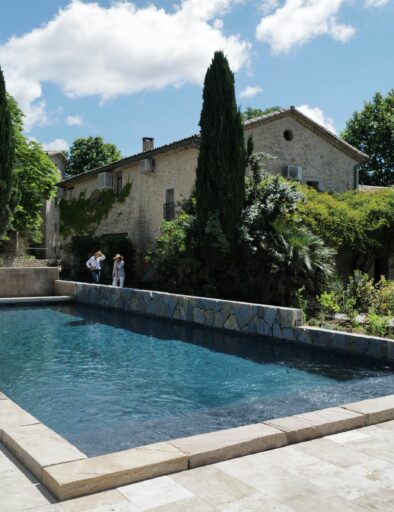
(113, 254, 123, 260)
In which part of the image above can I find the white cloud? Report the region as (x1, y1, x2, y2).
(365, 0, 389, 7)
(65, 115, 82, 126)
(42, 138, 69, 151)
(0, 0, 250, 130)
(240, 85, 263, 98)
(296, 104, 336, 133)
(256, 0, 355, 54)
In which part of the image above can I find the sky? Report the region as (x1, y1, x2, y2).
(0, 0, 393, 156)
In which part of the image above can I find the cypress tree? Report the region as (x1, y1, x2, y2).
(195, 51, 246, 249)
(0, 66, 15, 238)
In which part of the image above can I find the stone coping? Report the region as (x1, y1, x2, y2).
(1, 392, 394, 501)
(0, 296, 73, 305)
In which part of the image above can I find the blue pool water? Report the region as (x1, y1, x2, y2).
(0, 304, 393, 456)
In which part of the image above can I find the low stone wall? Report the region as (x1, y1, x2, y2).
(54, 281, 303, 335)
(0, 267, 59, 298)
(54, 281, 394, 362)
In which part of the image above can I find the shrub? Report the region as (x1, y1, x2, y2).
(318, 291, 340, 318)
(366, 310, 391, 338)
(374, 277, 394, 316)
(345, 270, 376, 312)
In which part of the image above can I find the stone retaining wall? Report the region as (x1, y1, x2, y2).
(0, 267, 59, 297)
(54, 281, 303, 335)
(54, 281, 394, 362)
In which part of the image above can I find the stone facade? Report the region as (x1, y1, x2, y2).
(55, 281, 394, 362)
(44, 151, 67, 259)
(0, 267, 59, 297)
(54, 108, 367, 262)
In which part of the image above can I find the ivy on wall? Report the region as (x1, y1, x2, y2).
(59, 181, 132, 237)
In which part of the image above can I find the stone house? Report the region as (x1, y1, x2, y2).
(54, 107, 369, 273)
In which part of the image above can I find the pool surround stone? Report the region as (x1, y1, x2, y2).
(2, 393, 394, 501)
(169, 423, 287, 468)
(42, 442, 189, 501)
(1, 423, 86, 481)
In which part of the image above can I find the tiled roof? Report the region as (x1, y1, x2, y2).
(59, 135, 198, 185)
(59, 107, 368, 186)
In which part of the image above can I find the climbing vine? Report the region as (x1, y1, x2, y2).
(59, 181, 132, 237)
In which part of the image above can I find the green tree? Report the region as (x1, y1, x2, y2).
(195, 51, 247, 249)
(342, 90, 394, 186)
(7, 96, 59, 243)
(66, 136, 122, 177)
(241, 106, 282, 122)
(0, 67, 15, 237)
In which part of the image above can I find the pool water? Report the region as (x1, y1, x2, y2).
(0, 304, 393, 456)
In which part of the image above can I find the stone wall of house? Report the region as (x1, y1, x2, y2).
(60, 146, 199, 259)
(245, 116, 358, 192)
(0, 267, 59, 297)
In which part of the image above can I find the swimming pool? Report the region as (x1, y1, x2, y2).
(0, 303, 393, 456)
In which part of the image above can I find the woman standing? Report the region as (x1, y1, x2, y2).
(112, 254, 125, 287)
(86, 250, 106, 283)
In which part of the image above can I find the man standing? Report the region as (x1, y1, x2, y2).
(86, 250, 106, 283)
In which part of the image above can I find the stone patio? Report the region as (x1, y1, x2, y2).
(1, 419, 393, 511)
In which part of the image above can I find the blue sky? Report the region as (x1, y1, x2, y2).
(0, 0, 393, 156)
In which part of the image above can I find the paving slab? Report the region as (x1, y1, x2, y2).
(0, 444, 54, 512)
(265, 406, 365, 443)
(169, 423, 286, 468)
(42, 442, 188, 501)
(0, 399, 39, 436)
(2, 423, 87, 480)
(343, 394, 394, 425)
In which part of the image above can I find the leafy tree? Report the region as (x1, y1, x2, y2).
(7, 96, 59, 243)
(195, 51, 247, 250)
(0, 67, 15, 238)
(298, 186, 394, 273)
(66, 136, 122, 177)
(241, 106, 282, 122)
(342, 90, 394, 186)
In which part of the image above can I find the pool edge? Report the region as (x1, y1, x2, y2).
(1, 393, 393, 501)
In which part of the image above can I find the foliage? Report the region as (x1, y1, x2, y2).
(374, 277, 394, 316)
(66, 136, 122, 177)
(241, 106, 282, 122)
(3, 94, 58, 243)
(295, 286, 308, 322)
(366, 310, 391, 338)
(67, 234, 135, 284)
(342, 89, 394, 186)
(145, 212, 200, 294)
(59, 182, 131, 237)
(0, 67, 15, 238)
(298, 186, 394, 272)
(195, 51, 247, 250)
(318, 291, 340, 318)
(148, 172, 335, 306)
(345, 270, 376, 313)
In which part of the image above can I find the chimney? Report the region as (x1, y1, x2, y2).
(142, 137, 154, 152)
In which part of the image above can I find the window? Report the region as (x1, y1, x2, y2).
(306, 180, 320, 191)
(116, 172, 123, 195)
(54, 197, 59, 207)
(163, 188, 175, 220)
(67, 187, 74, 198)
(283, 129, 293, 141)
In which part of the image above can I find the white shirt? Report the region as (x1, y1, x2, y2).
(86, 255, 106, 270)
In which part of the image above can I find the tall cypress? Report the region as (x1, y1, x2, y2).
(195, 51, 246, 248)
(0, 66, 15, 238)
